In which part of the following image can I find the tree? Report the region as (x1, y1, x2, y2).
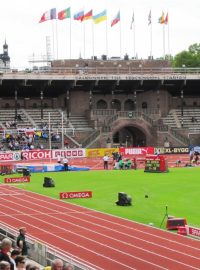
(173, 43, 200, 67)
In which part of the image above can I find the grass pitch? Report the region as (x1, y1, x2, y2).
(1, 167, 200, 229)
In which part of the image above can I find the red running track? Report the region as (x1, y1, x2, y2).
(0, 184, 200, 270)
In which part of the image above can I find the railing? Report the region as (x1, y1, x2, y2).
(5, 67, 200, 75)
(81, 129, 100, 148)
(0, 222, 95, 270)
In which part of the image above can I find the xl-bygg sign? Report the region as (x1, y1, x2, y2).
(4, 176, 30, 183)
(60, 191, 92, 199)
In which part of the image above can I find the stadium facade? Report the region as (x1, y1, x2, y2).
(0, 57, 200, 148)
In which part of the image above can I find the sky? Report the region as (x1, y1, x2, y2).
(1, 0, 200, 68)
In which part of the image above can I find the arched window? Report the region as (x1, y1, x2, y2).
(44, 103, 48, 108)
(5, 103, 10, 108)
(142, 102, 147, 109)
(111, 99, 121, 111)
(124, 99, 134, 111)
(32, 103, 37, 108)
(96, 99, 107, 109)
(17, 103, 20, 108)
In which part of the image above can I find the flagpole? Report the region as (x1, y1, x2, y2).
(52, 21, 55, 59)
(83, 21, 86, 59)
(133, 18, 135, 58)
(106, 18, 108, 57)
(150, 21, 152, 59)
(70, 16, 72, 59)
(163, 24, 165, 59)
(92, 21, 94, 59)
(167, 14, 170, 57)
(55, 19, 58, 59)
(119, 15, 122, 58)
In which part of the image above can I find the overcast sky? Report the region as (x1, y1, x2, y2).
(1, 0, 200, 68)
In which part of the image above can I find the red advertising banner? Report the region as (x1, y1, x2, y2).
(60, 191, 92, 199)
(187, 226, 200, 238)
(4, 176, 30, 183)
(119, 147, 154, 156)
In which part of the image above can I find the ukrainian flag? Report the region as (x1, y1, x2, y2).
(93, 10, 107, 24)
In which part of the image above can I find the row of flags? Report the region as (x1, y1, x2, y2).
(39, 8, 168, 28)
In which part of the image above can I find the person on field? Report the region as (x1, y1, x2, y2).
(62, 157, 69, 171)
(103, 155, 109, 170)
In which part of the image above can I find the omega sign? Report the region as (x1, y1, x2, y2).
(4, 176, 30, 183)
(60, 191, 92, 199)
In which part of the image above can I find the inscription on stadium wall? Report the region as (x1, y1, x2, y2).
(75, 75, 187, 80)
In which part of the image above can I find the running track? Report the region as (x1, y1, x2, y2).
(0, 184, 200, 270)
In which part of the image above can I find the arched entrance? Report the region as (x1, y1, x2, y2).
(113, 126, 146, 147)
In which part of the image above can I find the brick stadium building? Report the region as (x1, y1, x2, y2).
(0, 58, 200, 148)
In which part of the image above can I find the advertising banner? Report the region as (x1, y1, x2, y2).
(86, 148, 119, 158)
(154, 147, 189, 155)
(119, 147, 154, 156)
(4, 176, 30, 183)
(60, 191, 92, 199)
(187, 225, 200, 239)
(52, 149, 86, 159)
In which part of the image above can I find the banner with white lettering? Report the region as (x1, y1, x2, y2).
(155, 147, 189, 155)
(4, 176, 30, 183)
(119, 147, 154, 156)
(60, 191, 92, 199)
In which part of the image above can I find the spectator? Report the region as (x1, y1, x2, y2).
(16, 227, 28, 256)
(44, 259, 63, 270)
(26, 265, 39, 270)
(63, 264, 74, 270)
(14, 256, 26, 270)
(0, 261, 11, 270)
(10, 250, 21, 270)
(0, 238, 14, 270)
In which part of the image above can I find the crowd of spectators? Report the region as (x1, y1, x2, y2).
(0, 227, 74, 270)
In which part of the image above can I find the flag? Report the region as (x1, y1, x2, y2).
(58, 7, 71, 20)
(148, 10, 151, 25)
(39, 8, 56, 23)
(83, 10, 93, 21)
(158, 12, 165, 24)
(74, 9, 84, 21)
(164, 13, 168, 24)
(111, 11, 120, 27)
(130, 11, 134, 29)
(93, 10, 107, 24)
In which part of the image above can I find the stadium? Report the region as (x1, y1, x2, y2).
(0, 7, 200, 270)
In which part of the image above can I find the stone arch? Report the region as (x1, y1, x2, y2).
(111, 119, 154, 147)
(124, 99, 135, 111)
(96, 99, 107, 109)
(111, 99, 121, 111)
(113, 125, 146, 147)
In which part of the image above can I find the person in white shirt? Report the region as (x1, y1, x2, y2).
(62, 157, 69, 171)
(103, 155, 109, 170)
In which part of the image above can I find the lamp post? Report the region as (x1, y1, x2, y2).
(14, 89, 18, 121)
(40, 90, 43, 120)
(181, 89, 184, 127)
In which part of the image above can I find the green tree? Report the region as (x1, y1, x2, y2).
(173, 43, 200, 67)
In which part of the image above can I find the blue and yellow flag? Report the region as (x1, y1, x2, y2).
(93, 10, 107, 24)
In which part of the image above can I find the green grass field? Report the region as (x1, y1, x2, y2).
(1, 167, 200, 229)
